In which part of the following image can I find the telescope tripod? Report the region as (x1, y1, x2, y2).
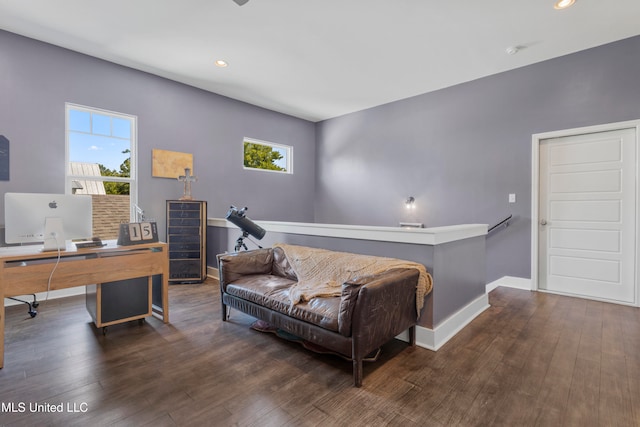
(235, 231, 249, 252)
(234, 231, 263, 252)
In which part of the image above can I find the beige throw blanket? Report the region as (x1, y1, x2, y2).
(274, 243, 433, 316)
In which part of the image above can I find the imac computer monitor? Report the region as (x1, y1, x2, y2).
(4, 192, 93, 251)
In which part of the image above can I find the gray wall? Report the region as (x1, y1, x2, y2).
(0, 30, 316, 237)
(3, 29, 640, 284)
(314, 35, 640, 282)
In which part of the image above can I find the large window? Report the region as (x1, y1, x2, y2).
(65, 103, 137, 239)
(243, 137, 292, 174)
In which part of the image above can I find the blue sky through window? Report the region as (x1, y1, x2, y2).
(69, 109, 131, 172)
(273, 147, 287, 169)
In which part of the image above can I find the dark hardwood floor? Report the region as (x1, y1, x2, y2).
(2, 279, 640, 426)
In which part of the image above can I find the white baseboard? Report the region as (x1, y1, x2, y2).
(5, 286, 85, 307)
(6, 266, 221, 308)
(207, 266, 218, 278)
(486, 275, 532, 293)
(397, 292, 490, 351)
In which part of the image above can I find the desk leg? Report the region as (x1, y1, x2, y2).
(151, 249, 170, 323)
(162, 247, 169, 323)
(162, 272, 169, 323)
(152, 274, 170, 323)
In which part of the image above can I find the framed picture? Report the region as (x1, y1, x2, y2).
(152, 149, 193, 178)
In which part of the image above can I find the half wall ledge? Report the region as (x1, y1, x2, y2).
(207, 218, 488, 351)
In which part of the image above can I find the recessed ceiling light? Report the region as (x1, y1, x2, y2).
(214, 59, 228, 67)
(554, 0, 576, 10)
(505, 46, 520, 55)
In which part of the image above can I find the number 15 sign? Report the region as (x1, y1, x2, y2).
(117, 222, 159, 246)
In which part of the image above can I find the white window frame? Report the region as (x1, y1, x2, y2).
(243, 137, 293, 174)
(65, 103, 138, 221)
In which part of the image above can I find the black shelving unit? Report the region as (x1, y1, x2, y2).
(166, 200, 207, 283)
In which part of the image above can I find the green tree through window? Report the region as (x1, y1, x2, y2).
(243, 139, 291, 173)
(244, 142, 285, 171)
(99, 149, 131, 195)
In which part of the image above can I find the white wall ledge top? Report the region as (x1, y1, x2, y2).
(208, 218, 487, 245)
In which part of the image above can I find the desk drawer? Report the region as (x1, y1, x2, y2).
(3, 249, 165, 295)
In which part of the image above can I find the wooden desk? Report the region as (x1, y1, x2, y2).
(0, 240, 169, 368)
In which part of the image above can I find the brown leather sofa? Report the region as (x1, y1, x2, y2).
(217, 246, 422, 387)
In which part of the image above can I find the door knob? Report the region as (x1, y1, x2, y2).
(540, 219, 547, 226)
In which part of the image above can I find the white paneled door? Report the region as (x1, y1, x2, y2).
(538, 128, 637, 303)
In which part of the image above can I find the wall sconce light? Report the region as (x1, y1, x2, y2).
(405, 196, 416, 209)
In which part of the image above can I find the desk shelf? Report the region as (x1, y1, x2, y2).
(86, 276, 152, 329)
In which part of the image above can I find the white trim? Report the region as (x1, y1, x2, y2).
(5, 286, 84, 307)
(396, 292, 490, 351)
(208, 218, 487, 245)
(486, 275, 533, 293)
(531, 134, 540, 295)
(208, 266, 218, 278)
(537, 288, 640, 307)
(531, 119, 640, 307)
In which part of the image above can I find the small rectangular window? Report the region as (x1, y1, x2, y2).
(243, 138, 292, 174)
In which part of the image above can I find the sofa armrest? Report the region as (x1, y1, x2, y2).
(217, 248, 274, 291)
(347, 268, 420, 352)
(338, 268, 419, 337)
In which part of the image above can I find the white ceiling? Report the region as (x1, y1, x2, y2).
(1, 0, 639, 122)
